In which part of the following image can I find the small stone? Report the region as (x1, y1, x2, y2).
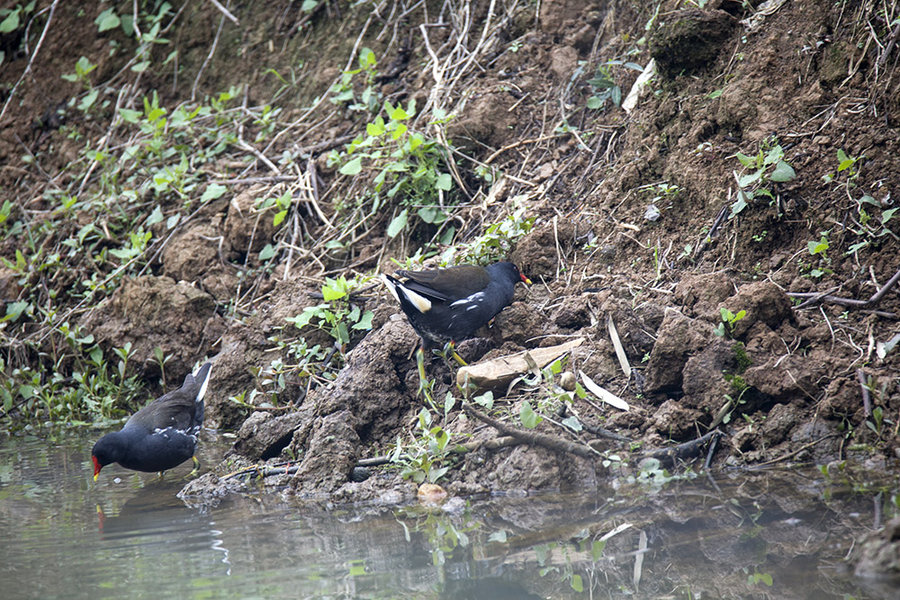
(417, 483, 448, 505)
(560, 371, 577, 391)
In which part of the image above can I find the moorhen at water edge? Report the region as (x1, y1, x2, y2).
(91, 362, 212, 480)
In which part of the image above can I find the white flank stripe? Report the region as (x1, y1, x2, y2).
(403, 286, 432, 313)
(381, 274, 401, 303)
(451, 291, 485, 307)
(196, 364, 212, 403)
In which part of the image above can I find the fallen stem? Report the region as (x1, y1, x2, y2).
(788, 267, 900, 312)
(463, 405, 600, 459)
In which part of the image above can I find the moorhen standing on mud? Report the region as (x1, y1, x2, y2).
(382, 262, 531, 371)
(91, 362, 212, 480)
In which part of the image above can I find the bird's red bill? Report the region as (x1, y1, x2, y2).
(520, 273, 532, 285)
(92, 455, 102, 481)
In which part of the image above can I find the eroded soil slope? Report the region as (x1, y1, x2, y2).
(1, 1, 898, 500)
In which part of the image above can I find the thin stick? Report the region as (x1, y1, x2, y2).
(856, 368, 872, 417)
(0, 0, 60, 123)
(788, 267, 900, 310)
(463, 405, 600, 459)
(207, 0, 240, 25)
(192, 2, 229, 102)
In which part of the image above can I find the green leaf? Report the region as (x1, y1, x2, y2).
(443, 392, 456, 415)
(390, 105, 410, 121)
(729, 193, 749, 218)
(586, 96, 603, 109)
(339, 157, 363, 176)
(301, 0, 318, 12)
(473, 391, 494, 409)
(146, 206, 164, 227)
(763, 145, 784, 166)
(417, 206, 445, 224)
(322, 281, 347, 301)
(391, 122, 407, 140)
(358, 47, 376, 69)
(488, 530, 507, 543)
(286, 305, 325, 329)
(352, 310, 374, 330)
(201, 183, 227, 202)
(519, 400, 542, 429)
(3, 301, 30, 322)
(259, 244, 276, 261)
(858, 194, 880, 207)
(118, 108, 141, 123)
(387, 209, 408, 238)
(131, 60, 151, 73)
(591, 539, 607, 560)
(738, 169, 763, 188)
(95, 9, 120, 33)
(78, 89, 99, 112)
(273, 210, 287, 227)
(366, 117, 385, 137)
(735, 152, 755, 168)
(769, 160, 796, 182)
(881, 208, 898, 224)
(0, 10, 20, 34)
(570, 574, 583, 593)
(561, 415, 582, 432)
(120, 14, 135, 37)
(610, 85, 622, 107)
(334, 321, 349, 344)
(808, 240, 828, 255)
(435, 173, 452, 191)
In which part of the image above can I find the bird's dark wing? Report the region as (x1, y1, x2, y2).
(396, 265, 490, 302)
(126, 388, 196, 432)
(125, 363, 211, 432)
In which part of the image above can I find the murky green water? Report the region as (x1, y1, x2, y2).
(0, 431, 896, 599)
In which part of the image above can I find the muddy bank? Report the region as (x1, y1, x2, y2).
(1, 1, 898, 509)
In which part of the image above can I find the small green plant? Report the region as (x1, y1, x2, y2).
(586, 60, 643, 110)
(865, 406, 885, 438)
(335, 97, 455, 240)
(390, 404, 455, 484)
(747, 570, 773, 587)
(804, 231, 833, 278)
(713, 307, 747, 338)
(0, 2, 37, 65)
(287, 275, 374, 349)
(330, 47, 379, 112)
(731, 142, 796, 217)
(822, 148, 864, 192)
(733, 342, 752, 372)
(847, 194, 898, 254)
(441, 201, 535, 265)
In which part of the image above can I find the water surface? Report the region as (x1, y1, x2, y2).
(0, 431, 896, 599)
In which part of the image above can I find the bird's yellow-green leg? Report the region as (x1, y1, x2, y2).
(190, 455, 201, 476)
(417, 347, 427, 384)
(439, 341, 467, 367)
(416, 347, 435, 404)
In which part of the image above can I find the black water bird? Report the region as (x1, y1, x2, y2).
(382, 262, 531, 359)
(91, 362, 212, 480)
